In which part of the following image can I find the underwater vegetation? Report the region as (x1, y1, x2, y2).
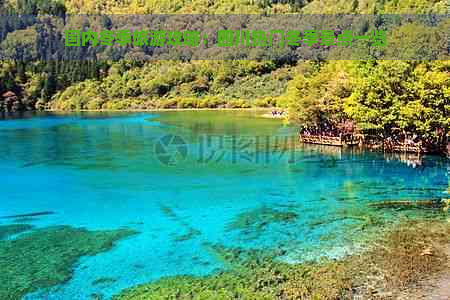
(328, 179, 445, 200)
(114, 218, 450, 300)
(92, 277, 118, 286)
(0, 225, 137, 299)
(226, 207, 298, 236)
(0, 224, 33, 240)
(0, 211, 55, 224)
(114, 243, 352, 300)
(159, 204, 203, 243)
(368, 199, 445, 210)
(12, 217, 39, 223)
(174, 228, 202, 242)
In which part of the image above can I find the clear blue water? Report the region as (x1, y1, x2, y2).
(0, 111, 448, 299)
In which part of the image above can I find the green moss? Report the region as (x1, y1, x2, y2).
(90, 292, 104, 300)
(12, 217, 39, 223)
(159, 205, 177, 219)
(203, 243, 285, 269)
(114, 218, 450, 300)
(174, 228, 201, 242)
(0, 225, 137, 299)
(92, 277, 117, 286)
(226, 207, 298, 235)
(0, 224, 33, 240)
(368, 199, 443, 210)
(114, 245, 352, 300)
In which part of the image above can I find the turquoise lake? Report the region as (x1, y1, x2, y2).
(0, 111, 448, 299)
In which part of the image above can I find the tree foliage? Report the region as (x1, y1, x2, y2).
(345, 61, 449, 142)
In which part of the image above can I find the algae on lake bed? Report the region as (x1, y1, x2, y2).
(114, 217, 450, 300)
(227, 207, 298, 234)
(114, 245, 352, 300)
(0, 224, 33, 240)
(0, 225, 137, 299)
(92, 277, 118, 286)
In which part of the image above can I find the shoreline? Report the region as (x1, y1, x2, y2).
(3, 110, 447, 156)
(42, 108, 288, 121)
(43, 107, 274, 113)
(39, 108, 285, 120)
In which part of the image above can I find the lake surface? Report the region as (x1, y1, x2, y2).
(0, 111, 448, 299)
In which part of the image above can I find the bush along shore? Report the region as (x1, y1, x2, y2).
(286, 61, 449, 156)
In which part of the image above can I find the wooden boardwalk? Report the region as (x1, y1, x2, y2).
(299, 134, 358, 147)
(299, 134, 432, 154)
(388, 144, 426, 153)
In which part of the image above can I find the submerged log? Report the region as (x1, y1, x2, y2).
(368, 199, 444, 210)
(0, 211, 55, 219)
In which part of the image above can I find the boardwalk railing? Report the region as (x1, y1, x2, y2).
(386, 143, 426, 154)
(300, 134, 429, 153)
(299, 134, 357, 147)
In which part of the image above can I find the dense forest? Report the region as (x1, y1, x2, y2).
(0, 0, 449, 150)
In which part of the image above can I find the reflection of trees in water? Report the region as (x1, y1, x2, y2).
(383, 152, 424, 169)
(0, 122, 163, 169)
(296, 143, 343, 159)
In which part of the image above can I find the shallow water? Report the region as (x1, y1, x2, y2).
(0, 111, 448, 299)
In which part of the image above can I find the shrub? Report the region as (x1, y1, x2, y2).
(176, 97, 199, 109)
(227, 99, 251, 108)
(87, 98, 107, 110)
